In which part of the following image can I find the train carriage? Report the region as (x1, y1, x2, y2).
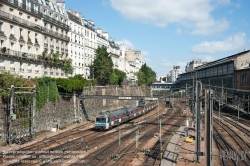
(95, 101, 158, 131)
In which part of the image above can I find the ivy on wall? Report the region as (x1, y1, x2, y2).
(0, 73, 90, 110)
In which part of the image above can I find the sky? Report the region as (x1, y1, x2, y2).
(63, 0, 250, 77)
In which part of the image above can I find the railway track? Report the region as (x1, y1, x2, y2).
(1, 102, 174, 166)
(213, 118, 250, 165)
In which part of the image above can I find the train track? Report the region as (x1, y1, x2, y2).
(143, 112, 184, 166)
(70, 103, 167, 165)
(213, 118, 250, 165)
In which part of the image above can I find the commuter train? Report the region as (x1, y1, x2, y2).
(95, 101, 158, 131)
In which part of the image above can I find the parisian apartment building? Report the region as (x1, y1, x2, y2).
(0, 0, 144, 82)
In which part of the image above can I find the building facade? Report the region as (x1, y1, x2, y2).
(167, 65, 182, 83)
(67, 9, 85, 77)
(177, 50, 250, 89)
(0, 0, 70, 78)
(185, 59, 207, 72)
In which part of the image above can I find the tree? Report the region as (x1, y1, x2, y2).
(92, 46, 113, 85)
(109, 72, 119, 85)
(62, 58, 74, 74)
(113, 69, 126, 85)
(136, 64, 156, 86)
(162, 77, 166, 81)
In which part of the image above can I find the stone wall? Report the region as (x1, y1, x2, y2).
(0, 85, 150, 143)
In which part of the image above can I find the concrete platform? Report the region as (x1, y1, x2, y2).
(161, 125, 186, 166)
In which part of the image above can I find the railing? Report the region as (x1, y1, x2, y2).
(42, 27, 69, 41)
(28, 69, 32, 73)
(35, 70, 39, 74)
(5, 50, 38, 60)
(0, 10, 69, 41)
(7, 0, 43, 17)
(0, 10, 41, 31)
(43, 15, 69, 29)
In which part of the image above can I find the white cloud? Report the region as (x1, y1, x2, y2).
(110, 0, 230, 35)
(141, 50, 149, 56)
(175, 28, 182, 35)
(116, 39, 135, 50)
(191, 33, 247, 54)
(203, 56, 214, 62)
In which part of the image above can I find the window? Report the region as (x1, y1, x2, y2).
(28, 47, 31, 54)
(19, 28, 23, 36)
(0, 22, 2, 32)
(0, 40, 3, 48)
(10, 25, 14, 34)
(242, 74, 248, 87)
(26, 0, 31, 11)
(0, 58, 4, 68)
(20, 45, 23, 53)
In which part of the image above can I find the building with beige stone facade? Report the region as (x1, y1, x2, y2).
(0, 0, 70, 78)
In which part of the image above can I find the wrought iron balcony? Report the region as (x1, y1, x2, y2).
(0, 66, 6, 70)
(1, 49, 38, 60)
(6, 0, 42, 17)
(19, 68, 24, 72)
(0, 10, 42, 32)
(43, 15, 69, 30)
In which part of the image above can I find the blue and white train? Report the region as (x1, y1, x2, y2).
(95, 101, 158, 131)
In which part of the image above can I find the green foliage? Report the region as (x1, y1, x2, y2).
(135, 64, 156, 86)
(93, 46, 114, 85)
(0, 72, 34, 103)
(109, 72, 119, 85)
(55, 78, 84, 94)
(69, 74, 88, 86)
(162, 77, 166, 81)
(35, 77, 59, 108)
(36, 78, 48, 109)
(113, 69, 126, 85)
(62, 58, 74, 74)
(48, 81, 59, 104)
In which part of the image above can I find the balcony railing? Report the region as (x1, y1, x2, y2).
(43, 15, 69, 30)
(7, 0, 43, 17)
(0, 49, 39, 61)
(0, 10, 69, 41)
(0, 66, 6, 70)
(42, 27, 69, 41)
